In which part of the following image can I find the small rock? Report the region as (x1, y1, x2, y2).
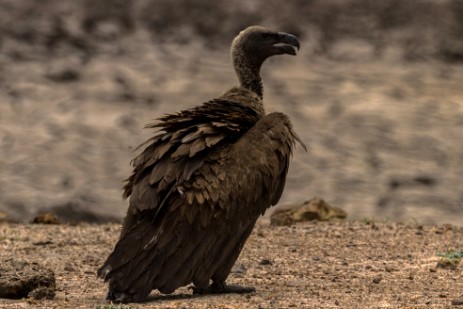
(231, 264, 246, 274)
(270, 197, 347, 226)
(44, 68, 80, 83)
(385, 266, 397, 272)
(451, 298, 463, 306)
(312, 256, 323, 262)
(32, 240, 54, 246)
(28, 286, 55, 300)
(83, 254, 98, 266)
(31, 212, 60, 225)
(388, 175, 437, 190)
(259, 259, 272, 266)
(437, 258, 459, 270)
(372, 276, 382, 284)
(64, 263, 76, 272)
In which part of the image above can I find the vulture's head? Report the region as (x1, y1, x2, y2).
(231, 26, 300, 68)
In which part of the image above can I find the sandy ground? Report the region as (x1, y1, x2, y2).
(1, 28, 463, 225)
(0, 221, 462, 308)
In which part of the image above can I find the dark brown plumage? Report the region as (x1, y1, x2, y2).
(98, 25, 305, 303)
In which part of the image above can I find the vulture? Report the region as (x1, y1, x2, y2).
(98, 25, 305, 303)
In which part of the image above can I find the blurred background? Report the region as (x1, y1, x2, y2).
(0, 0, 462, 225)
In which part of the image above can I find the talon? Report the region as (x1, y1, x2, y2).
(189, 285, 202, 295)
(191, 282, 255, 295)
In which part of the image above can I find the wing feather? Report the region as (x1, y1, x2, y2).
(180, 112, 301, 221)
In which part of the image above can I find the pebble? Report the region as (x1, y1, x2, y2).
(33, 240, 54, 246)
(231, 264, 246, 274)
(64, 263, 76, 272)
(259, 259, 272, 265)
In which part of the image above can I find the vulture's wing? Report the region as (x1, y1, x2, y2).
(179, 111, 301, 224)
(121, 99, 261, 228)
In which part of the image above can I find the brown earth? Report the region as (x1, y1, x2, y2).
(0, 221, 462, 308)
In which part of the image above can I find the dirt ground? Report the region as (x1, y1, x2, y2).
(0, 221, 462, 308)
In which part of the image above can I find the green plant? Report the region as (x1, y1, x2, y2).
(437, 250, 463, 261)
(436, 249, 462, 270)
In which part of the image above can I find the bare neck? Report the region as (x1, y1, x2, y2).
(232, 49, 264, 99)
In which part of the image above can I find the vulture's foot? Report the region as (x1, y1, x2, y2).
(106, 290, 146, 303)
(191, 281, 256, 295)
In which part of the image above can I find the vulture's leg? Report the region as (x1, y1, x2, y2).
(192, 222, 257, 295)
(106, 290, 141, 304)
(191, 281, 255, 295)
(107, 280, 151, 303)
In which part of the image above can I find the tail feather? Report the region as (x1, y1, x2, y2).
(98, 217, 159, 281)
(157, 228, 218, 293)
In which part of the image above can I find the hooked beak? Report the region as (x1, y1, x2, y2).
(275, 32, 300, 56)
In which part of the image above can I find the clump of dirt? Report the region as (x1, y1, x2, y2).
(0, 259, 56, 300)
(31, 212, 60, 225)
(270, 197, 347, 226)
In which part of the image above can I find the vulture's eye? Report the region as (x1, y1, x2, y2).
(262, 33, 274, 40)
